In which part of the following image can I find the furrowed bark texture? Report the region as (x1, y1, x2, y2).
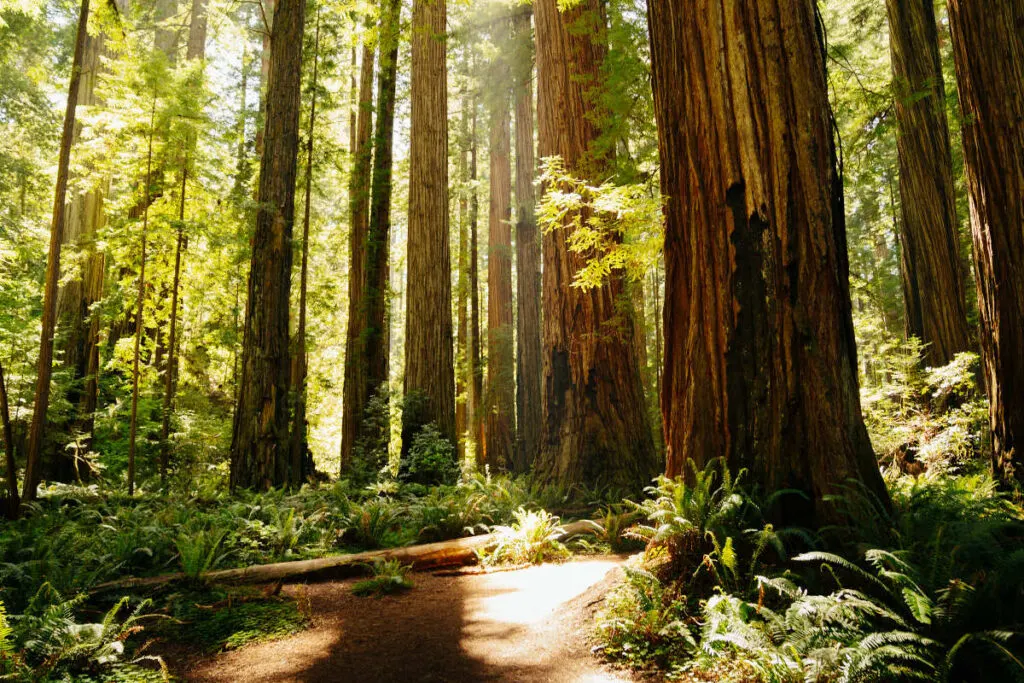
(23, 0, 90, 501)
(363, 0, 402, 437)
(230, 0, 304, 490)
(467, 98, 483, 460)
(340, 40, 376, 471)
(886, 0, 971, 366)
(456, 97, 471, 445)
(648, 0, 889, 523)
(513, 11, 541, 474)
(533, 0, 656, 492)
(53, 16, 109, 480)
(402, 0, 456, 452)
(484, 21, 516, 470)
(947, 0, 1024, 486)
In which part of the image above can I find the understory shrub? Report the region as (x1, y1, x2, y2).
(479, 507, 570, 566)
(352, 559, 414, 597)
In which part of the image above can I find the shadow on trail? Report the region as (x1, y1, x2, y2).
(184, 556, 629, 683)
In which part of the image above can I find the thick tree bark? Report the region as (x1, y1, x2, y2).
(363, 0, 402, 446)
(289, 8, 320, 488)
(886, 0, 971, 367)
(186, 0, 208, 60)
(648, 0, 889, 524)
(22, 0, 91, 501)
(946, 0, 1024, 486)
(484, 19, 516, 470)
(512, 11, 541, 474)
(340, 39, 377, 471)
(533, 0, 656, 492)
(230, 0, 304, 490)
(456, 96, 471, 446)
(402, 0, 456, 454)
(53, 17, 108, 481)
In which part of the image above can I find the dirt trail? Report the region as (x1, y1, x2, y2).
(183, 555, 635, 683)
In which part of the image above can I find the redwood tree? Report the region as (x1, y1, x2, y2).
(647, 0, 889, 523)
(483, 19, 515, 470)
(230, 0, 305, 490)
(946, 0, 1024, 486)
(512, 10, 541, 473)
(22, 0, 91, 501)
(402, 0, 456, 453)
(886, 0, 972, 366)
(533, 0, 656, 492)
(340, 37, 376, 471)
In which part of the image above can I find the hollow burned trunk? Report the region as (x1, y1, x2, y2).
(946, 0, 1024, 486)
(648, 0, 889, 524)
(533, 0, 656, 493)
(886, 0, 972, 366)
(230, 0, 304, 490)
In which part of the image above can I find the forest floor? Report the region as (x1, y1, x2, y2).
(178, 554, 637, 683)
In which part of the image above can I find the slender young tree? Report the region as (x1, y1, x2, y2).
(290, 6, 321, 487)
(886, 0, 971, 366)
(54, 13, 110, 477)
(402, 0, 456, 454)
(647, 0, 890, 523)
(160, 0, 208, 484)
(1, 360, 18, 518)
(533, 0, 656, 492)
(512, 10, 540, 473)
(340, 33, 376, 471)
(128, 100, 157, 497)
(362, 0, 403, 446)
(483, 18, 515, 469)
(22, 0, 91, 501)
(230, 0, 305, 490)
(946, 0, 1024, 486)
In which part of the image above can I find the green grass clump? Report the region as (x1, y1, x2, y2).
(352, 559, 414, 597)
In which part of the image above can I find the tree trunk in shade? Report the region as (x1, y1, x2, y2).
(402, 0, 457, 455)
(533, 0, 656, 493)
(340, 39, 376, 472)
(456, 97, 471, 447)
(362, 0, 402, 450)
(946, 0, 1024, 486)
(230, 0, 304, 490)
(53, 17, 109, 482)
(647, 0, 890, 525)
(886, 0, 972, 367)
(467, 96, 483, 462)
(512, 11, 541, 474)
(22, 0, 91, 501)
(483, 19, 515, 470)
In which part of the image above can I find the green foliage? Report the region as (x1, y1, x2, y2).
(175, 528, 228, 580)
(351, 559, 414, 598)
(479, 507, 570, 566)
(402, 423, 458, 486)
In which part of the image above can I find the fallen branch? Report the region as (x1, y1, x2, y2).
(93, 520, 597, 593)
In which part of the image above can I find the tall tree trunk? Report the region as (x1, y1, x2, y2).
(340, 38, 377, 472)
(402, 0, 456, 455)
(230, 0, 305, 490)
(22, 0, 91, 502)
(154, 0, 179, 61)
(467, 96, 483, 462)
(361, 0, 401, 457)
(533, 0, 656, 492)
(886, 0, 972, 367)
(1, 359, 19, 519)
(648, 0, 889, 524)
(512, 10, 541, 474)
(290, 7, 320, 488)
(946, 0, 1024, 486)
(186, 0, 207, 59)
(160, 166, 186, 484)
(484, 19, 515, 470)
(255, 0, 275, 159)
(128, 100, 157, 498)
(54, 16, 109, 481)
(456, 98, 470, 446)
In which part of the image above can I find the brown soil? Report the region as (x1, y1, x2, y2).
(178, 555, 637, 683)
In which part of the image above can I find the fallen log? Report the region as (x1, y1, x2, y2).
(93, 519, 598, 593)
